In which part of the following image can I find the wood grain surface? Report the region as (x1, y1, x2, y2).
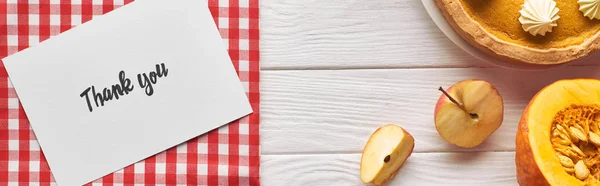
(261, 66, 600, 154)
(261, 0, 600, 70)
(259, 0, 600, 185)
(262, 152, 518, 186)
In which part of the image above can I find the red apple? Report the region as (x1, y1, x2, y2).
(434, 80, 504, 148)
(360, 124, 415, 185)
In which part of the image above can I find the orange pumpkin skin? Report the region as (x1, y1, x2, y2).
(514, 79, 600, 186)
(516, 102, 550, 186)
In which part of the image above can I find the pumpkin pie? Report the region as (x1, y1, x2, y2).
(435, 0, 600, 66)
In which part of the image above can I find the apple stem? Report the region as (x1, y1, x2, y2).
(438, 87, 479, 120)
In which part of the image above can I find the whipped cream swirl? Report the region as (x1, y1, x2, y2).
(518, 0, 560, 36)
(579, 0, 600, 20)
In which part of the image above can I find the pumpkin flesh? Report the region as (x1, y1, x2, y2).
(517, 79, 600, 186)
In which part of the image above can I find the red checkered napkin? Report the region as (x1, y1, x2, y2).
(0, 0, 260, 185)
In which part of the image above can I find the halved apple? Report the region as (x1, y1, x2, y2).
(360, 124, 415, 185)
(434, 80, 504, 148)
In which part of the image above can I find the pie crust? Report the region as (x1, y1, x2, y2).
(435, 0, 600, 66)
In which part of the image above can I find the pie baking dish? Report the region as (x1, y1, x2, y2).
(435, 0, 600, 66)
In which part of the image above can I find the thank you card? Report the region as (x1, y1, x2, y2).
(1, 0, 252, 185)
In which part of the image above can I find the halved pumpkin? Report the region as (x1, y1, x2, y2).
(516, 79, 600, 186)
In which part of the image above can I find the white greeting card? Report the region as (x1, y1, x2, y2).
(1, 0, 253, 185)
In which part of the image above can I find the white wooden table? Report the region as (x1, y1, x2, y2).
(258, 0, 600, 185)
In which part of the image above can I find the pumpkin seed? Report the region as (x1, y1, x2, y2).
(570, 126, 588, 142)
(590, 132, 600, 147)
(574, 124, 585, 131)
(576, 160, 590, 180)
(553, 129, 561, 138)
(559, 133, 573, 143)
(557, 125, 566, 132)
(556, 148, 580, 159)
(559, 155, 575, 168)
(571, 144, 586, 157)
(576, 124, 586, 134)
(554, 138, 571, 146)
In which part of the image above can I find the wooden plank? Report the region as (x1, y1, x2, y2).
(260, 0, 600, 69)
(261, 152, 518, 186)
(260, 0, 475, 69)
(260, 66, 600, 154)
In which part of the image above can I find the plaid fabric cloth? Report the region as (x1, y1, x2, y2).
(0, 0, 260, 185)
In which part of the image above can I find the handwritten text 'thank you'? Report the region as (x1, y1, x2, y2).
(79, 63, 169, 112)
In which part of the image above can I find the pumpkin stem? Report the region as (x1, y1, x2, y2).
(438, 87, 479, 120)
